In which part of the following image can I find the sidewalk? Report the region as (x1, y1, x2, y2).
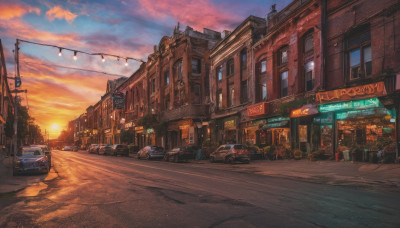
(0, 152, 46, 195)
(202, 159, 400, 192)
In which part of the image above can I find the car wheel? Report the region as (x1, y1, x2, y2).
(145, 154, 150, 160)
(173, 155, 178, 163)
(210, 156, 215, 163)
(227, 157, 235, 164)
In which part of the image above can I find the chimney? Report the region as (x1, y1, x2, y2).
(265, 4, 277, 27)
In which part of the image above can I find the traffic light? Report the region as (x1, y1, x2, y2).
(15, 77, 21, 87)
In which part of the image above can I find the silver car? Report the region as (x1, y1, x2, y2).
(137, 146, 165, 160)
(209, 144, 250, 164)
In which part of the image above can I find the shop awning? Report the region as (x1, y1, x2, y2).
(262, 120, 289, 129)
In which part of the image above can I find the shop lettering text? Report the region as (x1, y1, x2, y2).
(247, 102, 269, 117)
(290, 105, 319, 118)
(319, 98, 381, 113)
(316, 82, 386, 103)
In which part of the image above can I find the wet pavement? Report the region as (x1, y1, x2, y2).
(0, 150, 399, 227)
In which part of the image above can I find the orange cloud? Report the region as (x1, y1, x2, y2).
(46, 6, 78, 23)
(137, 0, 237, 31)
(0, 2, 40, 20)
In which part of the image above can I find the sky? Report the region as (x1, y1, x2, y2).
(0, 0, 291, 139)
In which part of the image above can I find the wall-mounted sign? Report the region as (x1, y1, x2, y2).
(135, 126, 144, 133)
(224, 120, 236, 129)
(104, 129, 111, 134)
(247, 102, 269, 117)
(290, 105, 319, 118)
(314, 113, 333, 125)
(335, 107, 389, 120)
(146, 128, 154, 134)
(316, 82, 386, 104)
(125, 122, 134, 129)
(262, 121, 289, 129)
(113, 91, 125, 109)
(267, 117, 290, 123)
(319, 98, 381, 113)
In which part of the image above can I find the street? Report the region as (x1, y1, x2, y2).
(0, 150, 399, 227)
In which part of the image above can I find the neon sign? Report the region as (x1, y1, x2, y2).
(319, 98, 381, 113)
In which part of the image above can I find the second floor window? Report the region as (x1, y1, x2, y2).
(261, 60, 267, 73)
(192, 58, 201, 74)
(217, 90, 222, 110)
(228, 84, 235, 107)
(281, 71, 288, 97)
(165, 71, 169, 86)
(241, 49, 247, 71)
(347, 30, 371, 80)
(241, 81, 248, 103)
(305, 61, 314, 92)
(176, 59, 183, 80)
(303, 32, 314, 92)
(217, 66, 222, 81)
(227, 59, 234, 77)
(279, 46, 288, 66)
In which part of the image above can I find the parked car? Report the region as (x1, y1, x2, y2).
(98, 144, 112, 155)
(209, 144, 250, 164)
(13, 146, 49, 175)
(32, 145, 51, 169)
(111, 144, 129, 156)
(137, 146, 165, 160)
(63, 146, 73, 151)
(164, 145, 199, 162)
(87, 144, 99, 154)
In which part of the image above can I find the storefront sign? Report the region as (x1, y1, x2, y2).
(319, 98, 381, 113)
(146, 128, 154, 134)
(179, 125, 189, 130)
(290, 105, 319, 118)
(263, 121, 289, 129)
(247, 102, 269, 117)
(125, 122, 134, 129)
(316, 82, 386, 104)
(251, 119, 266, 127)
(224, 120, 236, 129)
(104, 129, 111, 134)
(314, 113, 333, 124)
(267, 117, 290, 123)
(135, 126, 144, 133)
(112, 91, 125, 109)
(335, 108, 389, 120)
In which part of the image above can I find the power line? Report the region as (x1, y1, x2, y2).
(22, 60, 129, 78)
(17, 39, 145, 64)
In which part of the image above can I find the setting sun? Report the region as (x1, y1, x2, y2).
(50, 123, 61, 131)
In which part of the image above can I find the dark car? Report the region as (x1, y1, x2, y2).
(209, 144, 250, 164)
(164, 145, 199, 162)
(137, 146, 165, 160)
(13, 146, 49, 175)
(111, 144, 129, 156)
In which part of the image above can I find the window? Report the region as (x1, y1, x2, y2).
(281, 71, 288, 97)
(305, 61, 314, 91)
(261, 60, 267, 73)
(279, 47, 288, 66)
(241, 81, 248, 103)
(227, 59, 234, 76)
(165, 95, 170, 110)
(346, 30, 371, 80)
(241, 49, 247, 71)
(179, 90, 184, 104)
(192, 58, 201, 74)
(303, 32, 314, 91)
(261, 78, 267, 101)
(193, 84, 201, 104)
(165, 71, 170, 86)
(176, 59, 183, 80)
(152, 78, 156, 93)
(217, 90, 222, 110)
(217, 66, 222, 81)
(228, 84, 235, 107)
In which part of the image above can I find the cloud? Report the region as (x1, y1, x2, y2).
(0, 2, 40, 20)
(136, 0, 239, 31)
(46, 6, 78, 23)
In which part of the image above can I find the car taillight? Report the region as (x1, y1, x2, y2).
(233, 150, 238, 154)
(245, 149, 249, 155)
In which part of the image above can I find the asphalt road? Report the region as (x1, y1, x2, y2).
(1, 150, 399, 227)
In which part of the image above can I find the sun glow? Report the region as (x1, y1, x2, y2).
(50, 123, 61, 131)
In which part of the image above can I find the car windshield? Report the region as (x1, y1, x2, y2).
(22, 148, 43, 156)
(233, 145, 246, 149)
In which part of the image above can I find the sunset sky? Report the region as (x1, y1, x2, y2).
(0, 0, 290, 138)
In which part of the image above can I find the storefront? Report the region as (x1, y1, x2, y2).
(104, 129, 112, 144)
(242, 119, 266, 145)
(290, 104, 320, 153)
(318, 97, 396, 155)
(259, 117, 291, 148)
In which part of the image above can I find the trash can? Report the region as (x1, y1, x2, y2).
(343, 150, 350, 161)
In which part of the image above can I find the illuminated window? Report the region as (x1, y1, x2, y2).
(346, 29, 371, 80)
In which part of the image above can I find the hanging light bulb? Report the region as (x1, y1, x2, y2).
(73, 51, 77, 61)
(125, 58, 128, 66)
(58, 48, 62, 57)
(101, 55, 105, 62)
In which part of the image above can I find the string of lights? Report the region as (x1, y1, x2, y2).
(22, 60, 128, 78)
(17, 39, 145, 66)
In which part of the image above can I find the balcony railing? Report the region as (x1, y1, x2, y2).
(161, 104, 209, 122)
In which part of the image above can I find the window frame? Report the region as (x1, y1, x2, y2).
(165, 71, 170, 86)
(346, 30, 372, 81)
(240, 49, 247, 71)
(227, 59, 234, 77)
(216, 66, 222, 81)
(192, 58, 201, 74)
